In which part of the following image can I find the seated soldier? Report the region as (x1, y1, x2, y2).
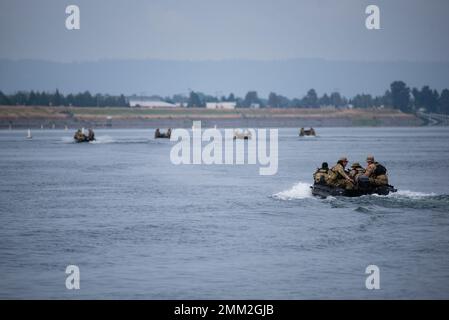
(88, 129, 95, 141)
(74, 129, 83, 140)
(313, 162, 329, 184)
(328, 157, 354, 190)
(364, 155, 389, 186)
(349, 162, 365, 181)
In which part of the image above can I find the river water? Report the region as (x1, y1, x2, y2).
(1, 127, 449, 299)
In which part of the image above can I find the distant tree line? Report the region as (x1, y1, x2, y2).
(1, 81, 449, 113)
(351, 81, 449, 114)
(0, 90, 129, 107)
(183, 82, 449, 114)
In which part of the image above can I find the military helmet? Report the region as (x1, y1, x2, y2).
(351, 162, 361, 168)
(366, 155, 375, 162)
(339, 156, 348, 162)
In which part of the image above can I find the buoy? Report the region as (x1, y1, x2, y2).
(27, 129, 32, 139)
(65, 125, 68, 131)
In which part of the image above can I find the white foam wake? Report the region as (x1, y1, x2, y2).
(389, 190, 437, 199)
(61, 136, 73, 143)
(273, 182, 313, 200)
(89, 135, 115, 144)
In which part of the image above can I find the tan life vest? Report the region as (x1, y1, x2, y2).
(328, 164, 345, 181)
(314, 169, 329, 183)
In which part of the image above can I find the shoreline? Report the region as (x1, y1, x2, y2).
(0, 106, 422, 128)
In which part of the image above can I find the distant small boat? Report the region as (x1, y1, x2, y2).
(26, 129, 32, 139)
(233, 129, 252, 140)
(74, 128, 95, 143)
(299, 127, 316, 137)
(155, 128, 172, 139)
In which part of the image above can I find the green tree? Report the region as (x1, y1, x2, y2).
(118, 94, 128, 107)
(351, 94, 373, 108)
(372, 95, 384, 107)
(290, 98, 303, 108)
(302, 89, 318, 108)
(40, 91, 51, 106)
(413, 86, 439, 112)
(66, 93, 75, 106)
(439, 89, 449, 114)
(0, 91, 11, 105)
(268, 92, 279, 108)
(319, 93, 331, 106)
(28, 91, 37, 105)
(330, 92, 345, 107)
(52, 89, 62, 106)
(390, 81, 411, 112)
(242, 91, 261, 108)
(188, 91, 204, 108)
(412, 87, 423, 109)
(277, 95, 290, 108)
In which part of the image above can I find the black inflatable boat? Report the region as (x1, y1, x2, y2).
(311, 174, 397, 198)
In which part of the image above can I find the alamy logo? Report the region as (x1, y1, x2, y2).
(365, 265, 380, 290)
(65, 265, 80, 290)
(65, 5, 80, 30)
(169, 121, 278, 175)
(365, 5, 380, 30)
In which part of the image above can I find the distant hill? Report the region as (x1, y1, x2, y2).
(1, 59, 449, 98)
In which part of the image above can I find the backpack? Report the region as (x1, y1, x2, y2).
(374, 163, 387, 176)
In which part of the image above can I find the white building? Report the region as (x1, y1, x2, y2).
(206, 102, 236, 110)
(129, 100, 177, 108)
(250, 103, 260, 109)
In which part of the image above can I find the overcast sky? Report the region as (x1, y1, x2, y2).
(1, 0, 449, 62)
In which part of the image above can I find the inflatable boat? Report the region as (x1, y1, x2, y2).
(74, 129, 95, 143)
(155, 128, 172, 139)
(299, 127, 316, 137)
(311, 175, 397, 198)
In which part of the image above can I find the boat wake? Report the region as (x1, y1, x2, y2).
(273, 181, 449, 212)
(89, 136, 116, 144)
(61, 136, 74, 143)
(272, 182, 314, 200)
(62, 136, 152, 144)
(387, 190, 437, 199)
(345, 189, 449, 212)
(60, 135, 116, 144)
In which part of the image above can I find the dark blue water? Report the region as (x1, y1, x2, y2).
(1, 127, 449, 299)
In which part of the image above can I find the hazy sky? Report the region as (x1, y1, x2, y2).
(1, 0, 449, 62)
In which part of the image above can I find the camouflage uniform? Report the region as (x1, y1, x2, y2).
(328, 157, 354, 190)
(87, 129, 95, 141)
(364, 156, 388, 186)
(313, 168, 329, 184)
(74, 130, 84, 141)
(349, 163, 365, 181)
